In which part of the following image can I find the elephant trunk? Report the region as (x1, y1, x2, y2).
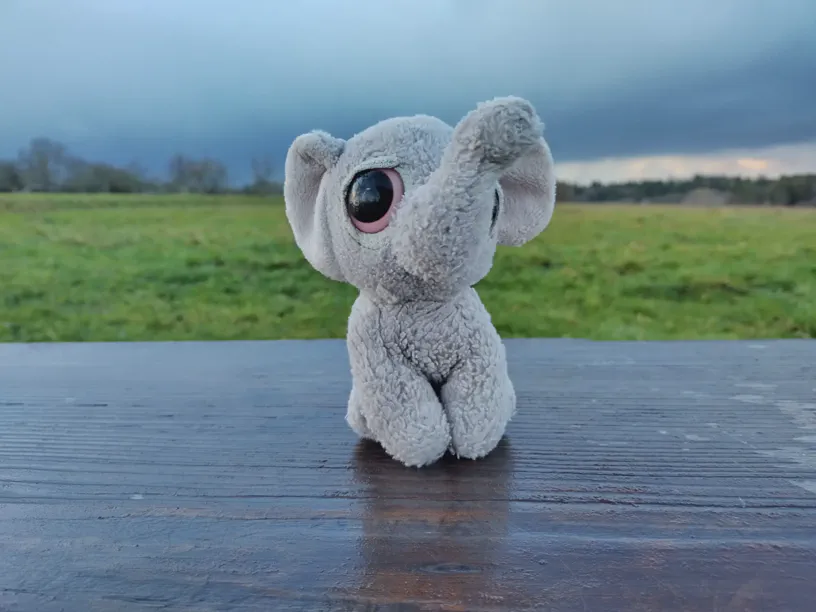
(391, 98, 543, 290)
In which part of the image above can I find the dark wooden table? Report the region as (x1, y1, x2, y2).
(1, 339, 815, 611)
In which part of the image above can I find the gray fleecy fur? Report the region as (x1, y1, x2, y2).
(283, 96, 556, 467)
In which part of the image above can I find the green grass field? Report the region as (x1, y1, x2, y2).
(1, 193, 815, 342)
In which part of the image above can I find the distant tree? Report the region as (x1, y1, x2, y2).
(557, 181, 575, 202)
(123, 162, 162, 192)
(16, 138, 73, 191)
(167, 154, 192, 192)
(168, 155, 229, 194)
(63, 160, 146, 193)
(769, 175, 816, 207)
(244, 155, 282, 195)
(251, 156, 274, 183)
(0, 160, 23, 192)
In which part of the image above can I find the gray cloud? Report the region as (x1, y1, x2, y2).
(1, 0, 814, 182)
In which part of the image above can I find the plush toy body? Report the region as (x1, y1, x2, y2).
(284, 97, 556, 467)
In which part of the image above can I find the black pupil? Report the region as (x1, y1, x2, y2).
(346, 170, 394, 223)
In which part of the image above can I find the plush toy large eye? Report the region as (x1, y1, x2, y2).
(345, 168, 403, 233)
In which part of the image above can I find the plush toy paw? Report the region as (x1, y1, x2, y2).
(345, 354, 452, 468)
(362, 398, 452, 468)
(346, 384, 373, 440)
(441, 353, 516, 460)
(382, 402, 452, 468)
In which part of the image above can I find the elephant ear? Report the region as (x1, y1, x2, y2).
(284, 130, 346, 281)
(496, 136, 556, 246)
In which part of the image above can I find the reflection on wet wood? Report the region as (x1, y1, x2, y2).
(352, 439, 516, 609)
(1, 339, 815, 611)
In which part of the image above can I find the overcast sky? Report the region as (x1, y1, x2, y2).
(1, 0, 815, 184)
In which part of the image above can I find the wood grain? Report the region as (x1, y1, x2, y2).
(1, 339, 815, 611)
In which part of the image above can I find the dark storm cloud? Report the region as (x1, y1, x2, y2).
(1, 0, 814, 181)
(550, 45, 816, 160)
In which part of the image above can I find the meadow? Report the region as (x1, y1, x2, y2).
(1, 193, 815, 342)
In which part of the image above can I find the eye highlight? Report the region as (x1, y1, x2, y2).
(345, 168, 403, 233)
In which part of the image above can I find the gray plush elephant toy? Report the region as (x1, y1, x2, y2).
(284, 96, 556, 467)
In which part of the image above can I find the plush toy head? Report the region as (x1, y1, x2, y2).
(284, 96, 555, 302)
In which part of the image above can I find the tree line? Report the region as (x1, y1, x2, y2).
(560, 174, 816, 206)
(1, 137, 814, 205)
(0, 137, 282, 196)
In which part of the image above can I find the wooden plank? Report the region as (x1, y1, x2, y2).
(1, 339, 815, 611)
